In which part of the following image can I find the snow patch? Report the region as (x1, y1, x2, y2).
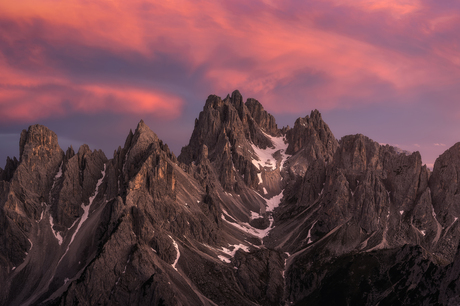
(222, 210, 274, 239)
(421, 230, 426, 236)
(218, 244, 250, 263)
(169, 235, 180, 271)
(251, 133, 289, 172)
(222, 191, 283, 241)
(218, 255, 231, 263)
(265, 191, 283, 212)
(306, 221, 317, 244)
(87, 164, 105, 207)
(250, 211, 261, 220)
(68, 217, 79, 230)
(432, 206, 437, 219)
(49, 215, 64, 245)
(399, 210, 404, 215)
(39, 203, 45, 222)
(263, 187, 267, 195)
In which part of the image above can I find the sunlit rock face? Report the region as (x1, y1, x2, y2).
(1, 91, 460, 305)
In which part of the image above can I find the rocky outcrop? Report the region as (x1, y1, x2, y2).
(245, 98, 280, 137)
(285, 110, 338, 158)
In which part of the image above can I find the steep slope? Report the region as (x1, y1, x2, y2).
(2, 90, 460, 305)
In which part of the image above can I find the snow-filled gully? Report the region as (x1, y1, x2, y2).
(251, 132, 289, 172)
(221, 191, 283, 241)
(218, 190, 284, 263)
(169, 235, 180, 271)
(216, 133, 290, 263)
(57, 164, 106, 267)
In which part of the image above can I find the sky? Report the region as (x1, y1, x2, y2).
(1, 0, 460, 169)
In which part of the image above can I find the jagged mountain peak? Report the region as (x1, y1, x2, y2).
(19, 124, 62, 163)
(132, 119, 160, 147)
(178, 91, 290, 197)
(4, 91, 460, 305)
(285, 109, 337, 157)
(179, 90, 280, 165)
(245, 97, 280, 137)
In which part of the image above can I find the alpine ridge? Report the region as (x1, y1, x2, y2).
(2, 90, 460, 305)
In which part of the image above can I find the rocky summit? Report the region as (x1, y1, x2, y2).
(2, 90, 460, 305)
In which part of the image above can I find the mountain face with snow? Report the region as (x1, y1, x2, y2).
(2, 90, 460, 305)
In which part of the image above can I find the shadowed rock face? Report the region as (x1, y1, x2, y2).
(285, 110, 337, 158)
(2, 91, 460, 305)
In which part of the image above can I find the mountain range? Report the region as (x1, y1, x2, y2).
(2, 90, 460, 305)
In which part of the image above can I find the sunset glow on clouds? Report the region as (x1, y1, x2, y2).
(1, 0, 460, 166)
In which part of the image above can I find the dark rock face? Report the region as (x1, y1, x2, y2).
(0, 156, 18, 182)
(245, 98, 280, 137)
(233, 249, 285, 306)
(178, 90, 285, 200)
(2, 91, 460, 305)
(285, 110, 337, 157)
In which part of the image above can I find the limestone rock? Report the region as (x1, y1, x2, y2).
(178, 90, 282, 193)
(245, 98, 280, 137)
(4, 92, 460, 306)
(285, 110, 338, 158)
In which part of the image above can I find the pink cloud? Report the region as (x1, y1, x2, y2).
(0, 0, 460, 124)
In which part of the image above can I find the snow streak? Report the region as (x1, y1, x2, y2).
(58, 164, 106, 266)
(306, 221, 317, 244)
(169, 235, 180, 271)
(49, 215, 64, 245)
(48, 162, 64, 244)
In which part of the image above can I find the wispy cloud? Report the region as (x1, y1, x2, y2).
(1, 0, 460, 123)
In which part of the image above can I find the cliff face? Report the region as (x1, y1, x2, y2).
(1, 91, 460, 305)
